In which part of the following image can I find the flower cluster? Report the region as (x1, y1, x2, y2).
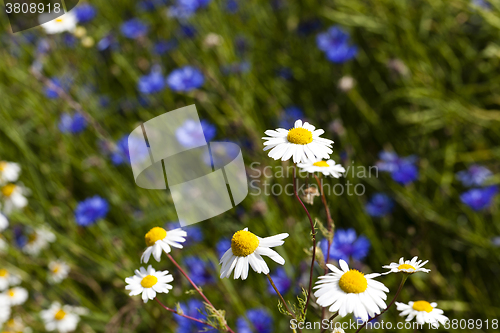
(457, 165, 498, 211)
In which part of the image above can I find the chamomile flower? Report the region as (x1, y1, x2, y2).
(2, 316, 32, 333)
(40, 303, 81, 333)
(314, 260, 389, 322)
(396, 301, 449, 328)
(22, 228, 56, 256)
(4, 287, 28, 306)
(297, 159, 345, 178)
(0, 212, 7, 231)
(140, 227, 187, 263)
(39, 12, 77, 35)
(125, 265, 173, 303)
(0, 184, 28, 215)
(262, 120, 334, 164)
(0, 295, 11, 326)
(48, 260, 70, 284)
(219, 228, 289, 280)
(0, 161, 20, 185)
(383, 257, 430, 275)
(0, 269, 21, 291)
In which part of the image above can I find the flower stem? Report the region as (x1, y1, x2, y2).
(320, 312, 339, 333)
(155, 297, 217, 330)
(293, 166, 316, 318)
(355, 275, 408, 333)
(267, 274, 302, 333)
(167, 253, 236, 333)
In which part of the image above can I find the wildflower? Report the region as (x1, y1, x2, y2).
(376, 151, 419, 185)
(216, 237, 231, 258)
(81, 36, 95, 48)
(219, 228, 289, 280)
(225, 0, 239, 14)
(178, 24, 197, 38)
(383, 257, 430, 275)
(39, 12, 77, 34)
(120, 19, 149, 39)
(44, 78, 65, 99)
(4, 287, 28, 306)
(153, 39, 177, 55)
(1, 184, 28, 214)
(137, 69, 166, 94)
(168, 0, 212, 19)
(0, 212, 8, 231)
(456, 165, 492, 187)
(48, 260, 71, 284)
(266, 267, 291, 295)
(110, 135, 149, 165)
(22, 227, 56, 255)
(2, 316, 29, 332)
(183, 256, 215, 285)
(140, 227, 187, 263)
(320, 228, 370, 263)
(174, 299, 214, 332)
(279, 106, 304, 129)
(125, 265, 173, 303)
(460, 185, 498, 211)
(58, 113, 87, 134)
(203, 33, 223, 48)
(314, 260, 389, 322)
(396, 301, 449, 328)
(0, 161, 21, 184)
(74, 4, 97, 23)
(236, 308, 274, 333)
(365, 193, 394, 217)
(74, 196, 109, 226)
(40, 302, 81, 333)
(0, 295, 11, 326)
(338, 76, 355, 92)
(202, 141, 240, 166)
(166, 66, 204, 92)
(176, 119, 216, 148)
(0, 269, 21, 291)
(298, 159, 345, 178)
(262, 120, 334, 164)
(316, 26, 358, 63)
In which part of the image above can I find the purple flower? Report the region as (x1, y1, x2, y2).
(75, 4, 97, 23)
(279, 106, 304, 129)
(236, 308, 273, 333)
(377, 151, 419, 185)
(225, 0, 238, 13)
(97, 35, 118, 51)
(176, 119, 216, 148)
(166, 66, 204, 92)
(166, 222, 204, 245)
(320, 228, 370, 263)
(267, 267, 291, 295)
(75, 196, 109, 226)
(316, 26, 358, 63)
(58, 112, 87, 134)
(456, 165, 492, 187)
(178, 24, 197, 38)
(365, 193, 394, 217)
(175, 299, 215, 332)
(44, 78, 63, 99)
(120, 19, 149, 39)
(183, 256, 215, 285)
(460, 186, 498, 211)
(169, 0, 211, 19)
(137, 69, 166, 94)
(153, 39, 177, 55)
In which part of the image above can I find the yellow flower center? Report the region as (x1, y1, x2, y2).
(287, 127, 313, 145)
(52, 265, 60, 273)
(412, 300, 433, 313)
(0, 269, 7, 277)
(141, 275, 158, 288)
(313, 161, 330, 167)
(0, 161, 6, 171)
(1, 184, 16, 197)
(8, 289, 15, 297)
(231, 230, 259, 257)
(145, 227, 167, 247)
(339, 269, 368, 294)
(55, 19, 64, 23)
(28, 233, 38, 244)
(54, 309, 66, 320)
(398, 263, 416, 272)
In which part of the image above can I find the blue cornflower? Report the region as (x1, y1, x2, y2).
(153, 39, 177, 55)
(74, 4, 97, 23)
(121, 19, 149, 39)
(267, 267, 291, 295)
(460, 186, 498, 211)
(320, 228, 370, 263)
(110, 135, 149, 165)
(137, 69, 166, 94)
(176, 119, 216, 148)
(216, 237, 231, 258)
(236, 308, 273, 333)
(58, 112, 87, 134)
(376, 151, 419, 185)
(75, 196, 109, 226)
(456, 165, 492, 187)
(44, 78, 63, 99)
(279, 106, 304, 129)
(169, 0, 211, 19)
(365, 193, 394, 217)
(316, 26, 358, 63)
(178, 24, 197, 38)
(97, 35, 118, 51)
(175, 299, 214, 332)
(63, 33, 77, 47)
(183, 256, 215, 285)
(167, 66, 204, 92)
(225, 0, 238, 13)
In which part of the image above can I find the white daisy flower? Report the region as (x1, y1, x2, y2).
(4, 287, 28, 306)
(0, 212, 8, 232)
(40, 302, 81, 333)
(22, 227, 56, 256)
(262, 120, 334, 164)
(0, 184, 28, 215)
(396, 301, 449, 328)
(219, 228, 289, 280)
(48, 260, 70, 284)
(383, 256, 430, 275)
(140, 227, 187, 263)
(0, 295, 11, 326)
(125, 265, 173, 303)
(0, 269, 21, 291)
(314, 259, 389, 322)
(39, 12, 77, 35)
(297, 159, 346, 178)
(0, 161, 21, 185)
